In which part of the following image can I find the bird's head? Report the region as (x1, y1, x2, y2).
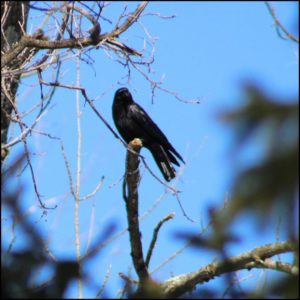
(114, 87, 133, 103)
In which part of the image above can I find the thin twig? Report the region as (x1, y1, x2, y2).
(127, 56, 201, 104)
(145, 213, 175, 268)
(84, 198, 96, 258)
(265, 1, 299, 43)
(95, 264, 113, 298)
(174, 192, 196, 223)
(2, 107, 51, 149)
(79, 176, 104, 201)
(118, 272, 139, 285)
(74, 52, 83, 299)
(59, 139, 75, 197)
(2, 74, 55, 210)
(140, 157, 181, 194)
(110, 2, 148, 38)
(151, 216, 213, 275)
(37, 77, 127, 147)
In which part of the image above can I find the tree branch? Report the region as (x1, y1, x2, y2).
(245, 258, 298, 275)
(123, 138, 150, 284)
(111, 1, 148, 37)
(160, 241, 297, 298)
(1, 2, 148, 68)
(145, 213, 174, 268)
(265, 1, 299, 43)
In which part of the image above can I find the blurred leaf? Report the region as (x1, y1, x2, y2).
(220, 83, 298, 229)
(221, 83, 298, 152)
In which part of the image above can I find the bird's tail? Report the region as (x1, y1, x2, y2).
(149, 144, 176, 182)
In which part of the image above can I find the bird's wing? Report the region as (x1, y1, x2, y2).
(128, 103, 169, 145)
(128, 103, 184, 164)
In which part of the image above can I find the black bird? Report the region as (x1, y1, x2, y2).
(112, 87, 184, 181)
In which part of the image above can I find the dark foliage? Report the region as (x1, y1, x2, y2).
(1, 156, 80, 299)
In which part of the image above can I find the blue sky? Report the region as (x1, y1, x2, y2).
(2, 2, 298, 298)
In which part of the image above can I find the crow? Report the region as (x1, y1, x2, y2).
(112, 87, 184, 181)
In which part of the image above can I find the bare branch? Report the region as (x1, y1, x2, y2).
(245, 258, 298, 275)
(145, 213, 175, 268)
(127, 56, 201, 104)
(119, 272, 139, 285)
(123, 138, 150, 283)
(1, 2, 148, 68)
(265, 1, 299, 43)
(140, 156, 181, 194)
(74, 56, 83, 298)
(2, 107, 50, 150)
(160, 241, 297, 298)
(141, 12, 177, 19)
(59, 139, 75, 197)
(96, 264, 113, 298)
(110, 2, 148, 38)
(1, 72, 55, 210)
(79, 176, 104, 201)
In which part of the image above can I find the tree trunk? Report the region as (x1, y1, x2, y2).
(1, 1, 29, 162)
